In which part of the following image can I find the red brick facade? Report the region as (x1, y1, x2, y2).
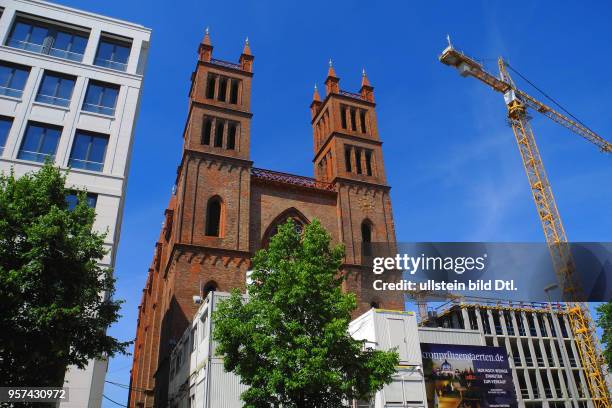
(127, 32, 402, 408)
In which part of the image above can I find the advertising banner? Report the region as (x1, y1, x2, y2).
(421, 343, 517, 408)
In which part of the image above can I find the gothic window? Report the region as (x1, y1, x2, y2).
(205, 196, 223, 237)
(214, 120, 224, 147)
(344, 144, 374, 177)
(261, 208, 309, 247)
(360, 110, 367, 133)
(201, 117, 212, 145)
(344, 146, 352, 172)
(365, 150, 373, 176)
(227, 122, 237, 150)
(340, 107, 347, 129)
(202, 280, 217, 297)
(361, 220, 372, 244)
(229, 79, 239, 104)
(350, 108, 357, 131)
(206, 74, 216, 99)
(217, 77, 227, 102)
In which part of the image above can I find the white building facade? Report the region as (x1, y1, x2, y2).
(0, 0, 151, 406)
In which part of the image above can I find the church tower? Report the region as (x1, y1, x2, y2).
(311, 62, 401, 311)
(146, 30, 255, 407)
(129, 39, 403, 408)
(176, 29, 253, 256)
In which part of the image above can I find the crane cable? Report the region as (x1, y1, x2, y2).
(504, 62, 592, 131)
(105, 379, 149, 393)
(103, 394, 128, 407)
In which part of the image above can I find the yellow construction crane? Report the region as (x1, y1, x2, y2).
(439, 38, 612, 406)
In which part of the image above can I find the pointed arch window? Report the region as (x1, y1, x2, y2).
(361, 220, 372, 243)
(205, 196, 223, 237)
(361, 220, 373, 256)
(261, 208, 309, 248)
(202, 280, 218, 298)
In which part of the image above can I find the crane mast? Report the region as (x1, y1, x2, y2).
(439, 43, 612, 407)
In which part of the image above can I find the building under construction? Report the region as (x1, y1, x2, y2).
(426, 299, 596, 408)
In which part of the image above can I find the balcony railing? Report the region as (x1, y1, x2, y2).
(36, 94, 71, 107)
(18, 150, 54, 163)
(210, 58, 241, 70)
(339, 89, 363, 100)
(0, 85, 23, 99)
(7, 39, 84, 62)
(68, 158, 104, 172)
(94, 57, 127, 72)
(82, 102, 115, 116)
(49, 47, 84, 62)
(251, 168, 335, 192)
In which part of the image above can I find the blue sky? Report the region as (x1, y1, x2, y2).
(51, 0, 612, 405)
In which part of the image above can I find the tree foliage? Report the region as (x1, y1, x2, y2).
(596, 301, 612, 370)
(213, 219, 399, 408)
(0, 163, 129, 386)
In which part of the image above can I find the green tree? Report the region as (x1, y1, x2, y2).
(596, 301, 612, 369)
(0, 163, 129, 386)
(213, 219, 399, 408)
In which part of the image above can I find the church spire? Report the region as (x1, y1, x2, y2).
(361, 68, 371, 87)
(239, 36, 254, 72)
(325, 59, 340, 95)
(203, 26, 211, 46)
(199, 26, 213, 62)
(310, 83, 322, 119)
(312, 83, 321, 102)
(242, 37, 251, 55)
(327, 58, 337, 78)
(360, 68, 374, 102)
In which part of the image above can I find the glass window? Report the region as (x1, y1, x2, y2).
(7, 19, 87, 62)
(94, 38, 131, 71)
(65, 192, 97, 210)
(50, 30, 87, 62)
(17, 123, 61, 163)
(82, 81, 119, 116)
(69, 131, 109, 172)
(36, 72, 75, 107)
(0, 62, 30, 98)
(0, 117, 13, 155)
(7, 20, 48, 52)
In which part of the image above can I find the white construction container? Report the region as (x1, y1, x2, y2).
(349, 309, 427, 408)
(168, 291, 247, 408)
(170, 299, 429, 408)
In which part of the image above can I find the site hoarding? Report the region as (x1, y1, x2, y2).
(421, 343, 517, 408)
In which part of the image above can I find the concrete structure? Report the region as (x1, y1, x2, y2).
(428, 300, 595, 408)
(129, 30, 402, 407)
(0, 0, 151, 406)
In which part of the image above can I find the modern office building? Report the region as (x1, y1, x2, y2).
(0, 0, 151, 406)
(429, 300, 596, 408)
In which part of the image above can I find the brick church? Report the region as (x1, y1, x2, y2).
(128, 30, 403, 407)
